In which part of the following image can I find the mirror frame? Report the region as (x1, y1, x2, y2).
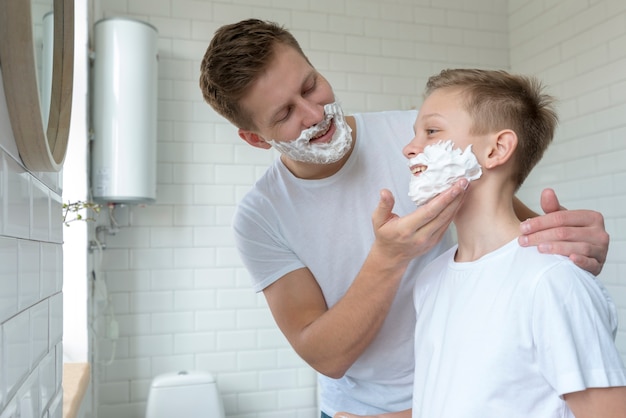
(0, 0, 74, 172)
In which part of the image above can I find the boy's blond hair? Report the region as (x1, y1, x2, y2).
(426, 69, 558, 189)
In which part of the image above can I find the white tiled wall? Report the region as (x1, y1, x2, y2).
(0, 93, 65, 418)
(511, 0, 626, 357)
(86, 1, 626, 418)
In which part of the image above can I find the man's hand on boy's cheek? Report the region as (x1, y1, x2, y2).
(518, 188, 609, 276)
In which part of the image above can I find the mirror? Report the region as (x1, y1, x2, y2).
(0, 0, 74, 172)
(31, 0, 54, 128)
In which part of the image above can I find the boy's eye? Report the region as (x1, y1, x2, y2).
(426, 129, 438, 135)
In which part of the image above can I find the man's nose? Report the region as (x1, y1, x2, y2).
(299, 99, 326, 128)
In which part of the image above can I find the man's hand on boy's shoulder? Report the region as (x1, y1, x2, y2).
(518, 188, 609, 276)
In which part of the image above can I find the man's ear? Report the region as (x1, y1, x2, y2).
(484, 130, 517, 169)
(238, 129, 272, 150)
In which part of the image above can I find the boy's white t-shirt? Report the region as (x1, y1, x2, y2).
(412, 239, 626, 418)
(234, 109, 453, 415)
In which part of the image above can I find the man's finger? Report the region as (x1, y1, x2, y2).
(372, 189, 396, 229)
(521, 210, 603, 236)
(540, 188, 565, 213)
(406, 179, 468, 230)
(569, 254, 602, 277)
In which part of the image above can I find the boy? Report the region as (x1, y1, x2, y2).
(337, 69, 626, 418)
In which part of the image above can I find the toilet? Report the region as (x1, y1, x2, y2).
(145, 370, 225, 418)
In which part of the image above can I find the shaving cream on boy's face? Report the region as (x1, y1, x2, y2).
(266, 102, 353, 164)
(408, 139, 482, 206)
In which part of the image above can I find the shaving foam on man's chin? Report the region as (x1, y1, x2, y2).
(265, 101, 353, 164)
(408, 139, 482, 206)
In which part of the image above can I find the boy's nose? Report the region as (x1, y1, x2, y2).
(403, 137, 423, 159)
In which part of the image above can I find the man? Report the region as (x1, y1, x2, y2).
(199, 19, 610, 417)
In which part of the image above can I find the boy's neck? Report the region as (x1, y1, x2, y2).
(453, 182, 520, 263)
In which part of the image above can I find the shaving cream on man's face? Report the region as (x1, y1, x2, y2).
(266, 102, 353, 164)
(408, 139, 482, 206)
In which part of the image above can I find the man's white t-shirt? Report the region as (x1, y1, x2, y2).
(412, 239, 626, 417)
(234, 110, 453, 415)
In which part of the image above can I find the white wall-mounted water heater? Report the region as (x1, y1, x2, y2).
(91, 17, 158, 204)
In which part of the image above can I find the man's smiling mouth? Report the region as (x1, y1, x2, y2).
(310, 118, 333, 142)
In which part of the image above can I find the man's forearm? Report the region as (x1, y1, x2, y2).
(300, 250, 409, 378)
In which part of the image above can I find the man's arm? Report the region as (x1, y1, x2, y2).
(514, 188, 609, 275)
(564, 386, 626, 417)
(263, 261, 403, 378)
(263, 182, 466, 378)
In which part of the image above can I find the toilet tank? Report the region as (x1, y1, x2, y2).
(146, 371, 225, 418)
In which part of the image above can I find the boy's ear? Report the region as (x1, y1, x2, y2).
(484, 130, 517, 169)
(238, 129, 272, 149)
